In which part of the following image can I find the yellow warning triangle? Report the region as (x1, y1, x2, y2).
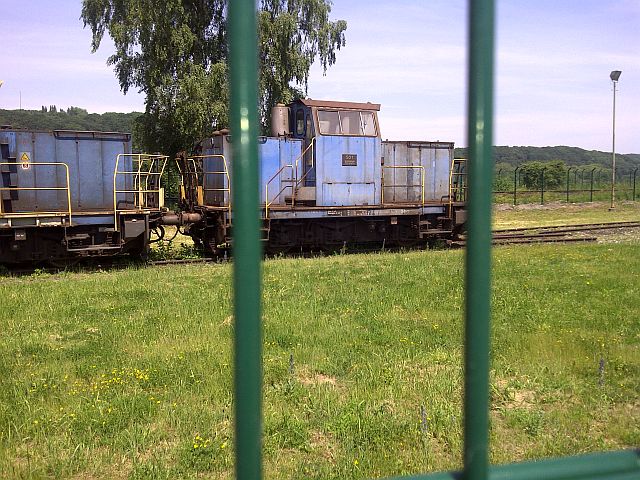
(20, 152, 30, 162)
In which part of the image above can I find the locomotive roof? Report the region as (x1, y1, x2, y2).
(295, 98, 381, 111)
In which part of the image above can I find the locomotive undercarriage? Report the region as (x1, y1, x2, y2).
(186, 207, 463, 257)
(0, 214, 154, 266)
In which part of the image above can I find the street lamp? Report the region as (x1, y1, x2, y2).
(609, 70, 621, 210)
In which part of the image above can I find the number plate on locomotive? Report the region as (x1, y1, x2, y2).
(342, 154, 357, 166)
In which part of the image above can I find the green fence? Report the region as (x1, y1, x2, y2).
(227, 1, 640, 479)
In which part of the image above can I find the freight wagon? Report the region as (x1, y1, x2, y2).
(176, 99, 467, 255)
(0, 128, 168, 265)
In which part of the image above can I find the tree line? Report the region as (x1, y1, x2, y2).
(0, 107, 143, 149)
(3, 107, 638, 186)
(455, 146, 640, 180)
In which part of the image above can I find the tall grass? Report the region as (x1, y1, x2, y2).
(0, 244, 638, 479)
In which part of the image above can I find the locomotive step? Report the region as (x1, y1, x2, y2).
(65, 244, 123, 252)
(418, 229, 450, 238)
(65, 233, 91, 240)
(284, 196, 315, 205)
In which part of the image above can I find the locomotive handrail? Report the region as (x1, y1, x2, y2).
(292, 137, 317, 207)
(381, 164, 425, 205)
(0, 161, 73, 225)
(176, 157, 202, 205)
(191, 155, 232, 216)
(113, 153, 169, 231)
(265, 163, 294, 217)
(448, 158, 468, 212)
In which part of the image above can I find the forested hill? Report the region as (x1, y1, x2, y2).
(455, 145, 640, 175)
(0, 107, 141, 136)
(2, 108, 638, 174)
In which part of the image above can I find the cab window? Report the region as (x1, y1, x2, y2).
(317, 110, 340, 134)
(361, 111, 376, 136)
(317, 109, 377, 136)
(295, 109, 305, 135)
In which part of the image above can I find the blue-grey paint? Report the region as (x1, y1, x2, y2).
(382, 141, 454, 203)
(0, 130, 132, 218)
(314, 136, 381, 206)
(200, 135, 303, 207)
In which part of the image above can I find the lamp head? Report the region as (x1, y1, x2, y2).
(610, 70, 622, 82)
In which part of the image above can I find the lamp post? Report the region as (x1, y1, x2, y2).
(609, 70, 621, 210)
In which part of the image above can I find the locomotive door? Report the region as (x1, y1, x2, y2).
(302, 113, 315, 187)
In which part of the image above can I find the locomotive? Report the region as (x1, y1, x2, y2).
(0, 98, 466, 266)
(176, 98, 467, 255)
(0, 128, 167, 265)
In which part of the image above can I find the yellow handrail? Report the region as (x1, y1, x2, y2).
(265, 163, 294, 218)
(113, 153, 169, 230)
(448, 158, 468, 212)
(263, 137, 317, 214)
(188, 155, 231, 218)
(382, 165, 425, 205)
(0, 162, 72, 225)
(292, 138, 316, 207)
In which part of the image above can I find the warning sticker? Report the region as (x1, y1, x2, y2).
(19, 151, 31, 169)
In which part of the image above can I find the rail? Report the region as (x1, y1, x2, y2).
(176, 157, 202, 205)
(264, 138, 316, 214)
(113, 153, 168, 230)
(197, 154, 232, 216)
(0, 162, 72, 225)
(291, 137, 316, 206)
(264, 164, 294, 218)
(176, 157, 201, 186)
(448, 158, 468, 212)
(381, 165, 425, 205)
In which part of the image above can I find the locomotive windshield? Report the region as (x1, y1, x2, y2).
(317, 109, 378, 136)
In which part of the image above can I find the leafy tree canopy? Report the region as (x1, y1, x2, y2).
(518, 160, 565, 189)
(81, 0, 347, 156)
(0, 108, 142, 148)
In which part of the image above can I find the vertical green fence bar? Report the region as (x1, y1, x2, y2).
(228, 1, 263, 480)
(464, 1, 495, 480)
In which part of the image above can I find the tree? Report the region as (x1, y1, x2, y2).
(81, 0, 347, 156)
(519, 160, 566, 190)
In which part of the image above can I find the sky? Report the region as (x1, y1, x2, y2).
(1, 1, 638, 152)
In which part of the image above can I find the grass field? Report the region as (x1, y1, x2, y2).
(493, 201, 639, 230)
(1, 239, 638, 479)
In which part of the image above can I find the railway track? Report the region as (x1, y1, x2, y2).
(492, 220, 640, 234)
(451, 220, 640, 247)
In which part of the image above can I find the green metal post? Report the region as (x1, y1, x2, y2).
(228, 1, 263, 480)
(464, 1, 495, 480)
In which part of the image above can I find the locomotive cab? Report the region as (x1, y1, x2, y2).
(285, 99, 382, 207)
